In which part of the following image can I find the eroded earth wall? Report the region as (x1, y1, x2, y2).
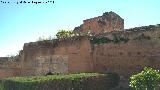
(0, 57, 21, 78)
(21, 37, 93, 76)
(92, 25, 160, 80)
(74, 11, 124, 34)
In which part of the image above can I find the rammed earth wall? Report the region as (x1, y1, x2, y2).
(20, 37, 93, 76)
(19, 25, 160, 78)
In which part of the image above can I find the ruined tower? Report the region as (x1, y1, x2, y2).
(74, 11, 124, 34)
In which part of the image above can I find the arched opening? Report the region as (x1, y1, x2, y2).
(45, 72, 53, 76)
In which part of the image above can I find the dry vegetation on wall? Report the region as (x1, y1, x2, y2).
(90, 35, 129, 44)
(36, 24, 160, 45)
(36, 30, 92, 43)
(0, 73, 120, 90)
(90, 24, 160, 45)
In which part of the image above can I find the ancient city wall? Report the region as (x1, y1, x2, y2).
(21, 36, 93, 76)
(20, 24, 160, 77)
(1, 24, 160, 78)
(91, 25, 160, 79)
(0, 57, 21, 78)
(1, 10, 160, 81)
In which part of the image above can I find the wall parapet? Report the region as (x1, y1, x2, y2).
(125, 24, 160, 31)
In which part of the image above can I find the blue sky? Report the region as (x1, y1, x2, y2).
(0, 0, 160, 57)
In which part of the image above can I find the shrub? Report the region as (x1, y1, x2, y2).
(56, 30, 74, 39)
(112, 35, 129, 43)
(130, 67, 160, 90)
(0, 73, 119, 90)
(90, 36, 129, 44)
(90, 37, 112, 44)
(106, 72, 120, 88)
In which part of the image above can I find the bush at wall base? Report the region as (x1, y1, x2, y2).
(0, 73, 120, 90)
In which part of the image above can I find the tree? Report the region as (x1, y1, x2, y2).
(56, 30, 74, 39)
(56, 29, 93, 39)
(130, 67, 160, 90)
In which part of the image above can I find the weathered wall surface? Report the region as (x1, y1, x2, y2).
(0, 57, 21, 78)
(21, 37, 93, 76)
(53, 37, 93, 73)
(1, 25, 160, 78)
(91, 25, 160, 80)
(74, 11, 124, 34)
(93, 40, 160, 75)
(0, 68, 21, 78)
(20, 25, 160, 78)
(35, 55, 68, 75)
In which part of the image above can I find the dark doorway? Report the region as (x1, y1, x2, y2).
(45, 72, 53, 76)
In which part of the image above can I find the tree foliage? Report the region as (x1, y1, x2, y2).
(56, 30, 93, 39)
(56, 30, 74, 39)
(130, 67, 160, 90)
